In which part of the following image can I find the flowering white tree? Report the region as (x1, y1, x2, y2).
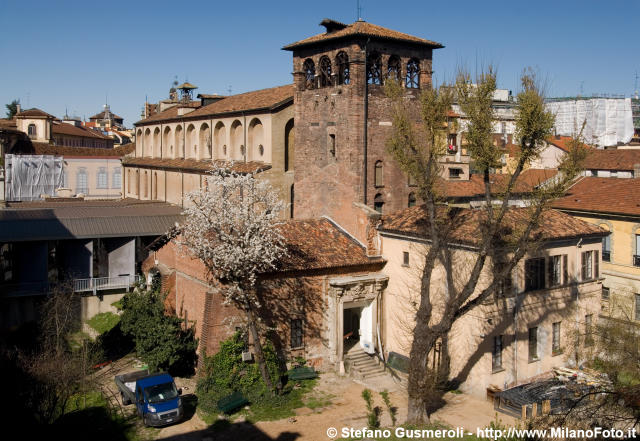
(179, 165, 287, 391)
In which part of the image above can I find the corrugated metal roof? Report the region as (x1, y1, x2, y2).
(0, 199, 183, 241)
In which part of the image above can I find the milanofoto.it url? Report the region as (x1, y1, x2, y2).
(326, 426, 639, 439)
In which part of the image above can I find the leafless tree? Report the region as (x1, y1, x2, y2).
(385, 68, 588, 424)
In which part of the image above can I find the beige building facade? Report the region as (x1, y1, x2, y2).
(124, 85, 295, 210)
(377, 206, 605, 398)
(553, 177, 640, 321)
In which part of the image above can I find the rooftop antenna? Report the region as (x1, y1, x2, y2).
(227, 85, 233, 95)
(357, 0, 363, 21)
(634, 71, 639, 99)
(579, 81, 584, 97)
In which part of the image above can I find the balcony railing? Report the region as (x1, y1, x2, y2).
(73, 275, 141, 294)
(634, 255, 640, 267)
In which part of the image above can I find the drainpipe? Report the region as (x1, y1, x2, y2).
(513, 269, 519, 385)
(160, 123, 163, 158)
(363, 38, 370, 205)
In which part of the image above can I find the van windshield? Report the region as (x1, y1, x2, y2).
(144, 382, 178, 404)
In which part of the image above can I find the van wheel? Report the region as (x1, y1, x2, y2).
(143, 414, 150, 427)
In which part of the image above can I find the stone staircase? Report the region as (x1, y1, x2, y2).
(344, 347, 386, 381)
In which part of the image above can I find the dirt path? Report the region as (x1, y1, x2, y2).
(148, 372, 516, 441)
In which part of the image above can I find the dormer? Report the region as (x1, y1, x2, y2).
(15, 108, 55, 142)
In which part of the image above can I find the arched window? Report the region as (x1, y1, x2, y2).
(28, 124, 37, 138)
(259, 144, 264, 156)
(319, 56, 332, 88)
(374, 161, 383, 187)
(112, 168, 121, 189)
(127, 170, 131, 192)
(284, 118, 294, 172)
(76, 168, 88, 195)
(367, 52, 382, 85)
(408, 192, 417, 207)
(336, 51, 350, 85)
(303, 58, 315, 90)
(374, 193, 384, 214)
(406, 58, 420, 89)
(387, 55, 401, 82)
(97, 167, 108, 189)
(143, 171, 148, 198)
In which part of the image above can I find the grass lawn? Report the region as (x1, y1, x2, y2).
(87, 312, 121, 334)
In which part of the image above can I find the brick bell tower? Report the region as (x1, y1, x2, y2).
(283, 18, 443, 239)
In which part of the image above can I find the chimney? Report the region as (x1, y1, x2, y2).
(634, 163, 640, 178)
(15, 103, 21, 115)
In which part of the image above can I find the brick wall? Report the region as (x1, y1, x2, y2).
(292, 39, 431, 243)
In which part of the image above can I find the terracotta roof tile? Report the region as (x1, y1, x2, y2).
(122, 157, 270, 174)
(89, 110, 123, 120)
(283, 19, 443, 50)
(137, 85, 293, 126)
(32, 142, 135, 157)
(15, 108, 55, 118)
(582, 149, 640, 171)
(51, 122, 112, 139)
(379, 205, 605, 246)
(440, 169, 558, 198)
(547, 135, 592, 152)
(273, 218, 382, 272)
(0, 118, 18, 130)
(551, 177, 640, 216)
(135, 102, 201, 125)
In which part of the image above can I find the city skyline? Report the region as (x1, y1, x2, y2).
(1, 0, 638, 127)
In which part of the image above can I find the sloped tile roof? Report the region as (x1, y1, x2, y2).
(547, 135, 592, 152)
(551, 177, 640, 216)
(582, 149, 640, 171)
(89, 110, 123, 120)
(379, 205, 605, 246)
(51, 122, 112, 139)
(283, 19, 443, 50)
(272, 218, 383, 272)
(15, 108, 55, 118)
(135, 101, 201, 125)
(32, 142, 135, 157)
(439, 169, 558, 198)
(122, 157, 270, 174)
(136, 85, 294, 125)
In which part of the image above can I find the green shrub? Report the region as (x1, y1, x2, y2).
(197, 332, 281, 413)
(362, 388, 381, 429)
(119, 288, 197, 375)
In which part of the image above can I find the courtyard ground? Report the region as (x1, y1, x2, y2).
(146, 371, 515, 441)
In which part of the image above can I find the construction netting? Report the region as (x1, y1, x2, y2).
(4, 154, 64, 201)
(546, 98, 634, 147)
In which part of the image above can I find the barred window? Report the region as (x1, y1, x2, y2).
(492, 335, 503, 371)
(367, 52, 382, 85)
(303, 59, 315, 90)
(291, 319, 303, 348)
(406, 58, 420, 88)
(552, 322, 561, 354)
(319, 56, 332, 88)
(528, 327, 538, 361)
(336, 51, 350, 85)
(387, 55, 401, 82)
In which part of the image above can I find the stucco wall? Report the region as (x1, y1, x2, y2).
(380, 232, 602, 398)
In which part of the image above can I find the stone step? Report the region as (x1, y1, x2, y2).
(351, 363, 381, 372)
(346, 353, 373, 362)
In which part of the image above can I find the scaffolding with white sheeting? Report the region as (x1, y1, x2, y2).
(546, 98, 634, 147)
(4, 154, 64, 201)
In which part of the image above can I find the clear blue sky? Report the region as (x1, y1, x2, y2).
(1, 0, 638, 128)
